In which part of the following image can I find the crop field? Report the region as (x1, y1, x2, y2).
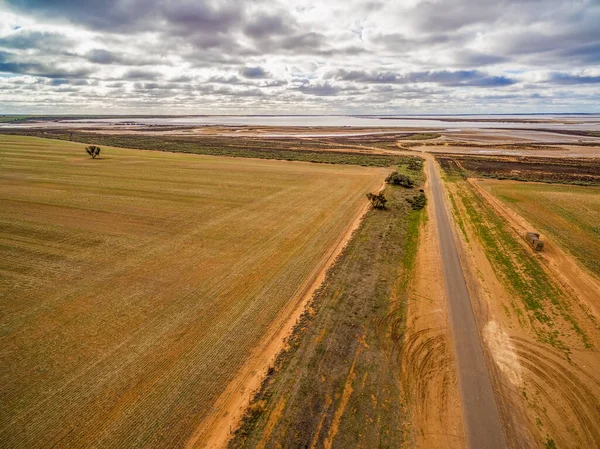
(479, 180, 600, 278)
(0, 135, 387, 448)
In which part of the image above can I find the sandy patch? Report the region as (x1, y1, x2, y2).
(483, 321, 523, 387)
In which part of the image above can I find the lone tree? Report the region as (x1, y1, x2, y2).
(86, 145, 101, 159)
(385, 171, 414, 188)
(366, 192, 387, 209)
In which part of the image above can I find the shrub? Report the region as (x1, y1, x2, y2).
(407, 159, 423, 171)
(385, 171, 414, 188)
(85, 145, 101, 159)
(366, 192, 387, 209)
(407, 193, 427, 210)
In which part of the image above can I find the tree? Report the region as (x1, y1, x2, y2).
(385, 171, 414, 188)
(86, 145, 101, 159)
(366, 192, 387, 209)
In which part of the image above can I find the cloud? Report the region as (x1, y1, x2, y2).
(0, 30, 72, 51)
(85, 48, 161, 66)
(86, 49, 122, 65)
(240, 66, 268, 79)
(547, 72, 600, 85)
(243, 13, 290, 39)
(122, 69, 161, 80)
(0, 0, 599, 113)
(0, 50, 93, 78)
(330, 69, 516, 87)
(298, 81, 340, 96)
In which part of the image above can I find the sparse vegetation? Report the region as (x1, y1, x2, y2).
(401, 132, 441, 140)
(408, 158, 424, 171)
(437, 154, 600, 186)
(544, 437, 558, 449)
(0, 115, 32, 123)
(0, 128, 422, 167)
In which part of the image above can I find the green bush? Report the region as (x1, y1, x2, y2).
(407, 193, 427, 210)
(407, 159, 423, 171)
(385, 171, 414, 188)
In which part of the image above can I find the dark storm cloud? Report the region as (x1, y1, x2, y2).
(331, 69, 516, 87)
(240, 66, 268, 79)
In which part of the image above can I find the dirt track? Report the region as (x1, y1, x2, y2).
(427, 157, 507, 449)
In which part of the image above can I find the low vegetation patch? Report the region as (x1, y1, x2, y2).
(401, 132, 441, 140)
(437, 154, 600, 186)
(0, 128, 422, 167)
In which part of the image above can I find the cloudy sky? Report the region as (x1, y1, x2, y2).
(1, 0, 599, 114)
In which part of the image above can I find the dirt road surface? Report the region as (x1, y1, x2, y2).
(427, 157, 507, 449)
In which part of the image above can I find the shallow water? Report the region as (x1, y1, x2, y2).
(3, 114, 600, 130)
